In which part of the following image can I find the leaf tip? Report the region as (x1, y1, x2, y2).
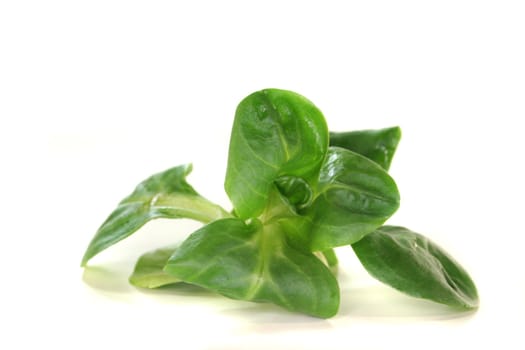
(80, 252, 91, 267)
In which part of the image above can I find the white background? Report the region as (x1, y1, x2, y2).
(1, 1, 524, 349)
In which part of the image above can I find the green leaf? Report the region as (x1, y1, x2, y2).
(164, 218, 340, 318)
(258, 186, 313, 254)
(129, 245, 181, 288)
(308, 147, 400, 251)
(329, 126, 401, 170)
(274, 175, 313, 210)
(315, 249, 339, 275)
(81, 164, 231, 266)
(352, 226, 479, 309)
(224, 89, 329, 219)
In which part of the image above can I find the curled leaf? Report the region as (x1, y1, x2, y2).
(274, 175, 313, 210)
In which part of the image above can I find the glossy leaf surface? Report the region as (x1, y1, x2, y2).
(129, 246, 181, 288)
(330, 126, 401, 170)
(274, 175, 313, 210)
(81, 164, 230, 266)
(352, 226, 479, 309)
(164, 218, 340, 318)
(308, 147, 400, 251)
(225, 89, 328, 219)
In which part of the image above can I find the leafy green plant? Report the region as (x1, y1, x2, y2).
(81, 88, 478, 318)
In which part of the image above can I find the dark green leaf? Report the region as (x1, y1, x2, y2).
(308, 147, 400, 251)
(352, 226, 479, 309)
(81, 164, 230, 266)
(330, 126, 401, 170)
(164, 218, 340, 318)
(129, 245, 181, 288)
(274, 175, 313, 210)
(224, 89, 328, 219)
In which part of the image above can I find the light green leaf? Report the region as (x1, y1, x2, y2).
(224, 89, 328, 219)
(352, 226, 479, 309)
(81, 164, 230, 266)
(308, 147, 400, 251)
(129, 245, 181, 288)
(329, 126, 401, 170)
(164, 218, 340, 318)
(315, 249, 339, 275)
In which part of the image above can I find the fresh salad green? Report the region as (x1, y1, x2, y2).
(81, 88, 478, 318)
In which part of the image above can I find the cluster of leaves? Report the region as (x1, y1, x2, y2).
(81, 89, 478, 318)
